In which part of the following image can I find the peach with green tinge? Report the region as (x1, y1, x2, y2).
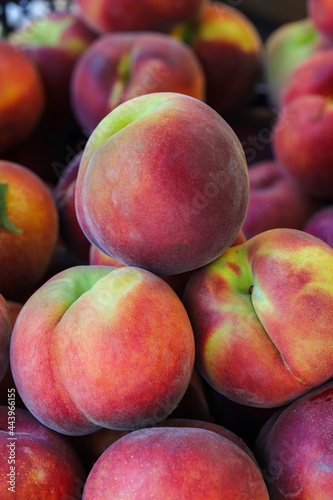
(171, 1, 262, 115)
(10, 265, 195, 435)
(183, 228, 333, 408)
(9, 11, 95, 126)
(273, 94, 333, 201)
(280, 48, 333, 109)
(264, 18, 320, 107)
(75, 92, 249, 276)
(70, 31, 206, 133)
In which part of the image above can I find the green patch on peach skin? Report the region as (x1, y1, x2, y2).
(10, 265, 122, 434)
(198, 18, 258, 52)
(10, 17, 72, 48)
(81, 94, 169, 155)
(198, 245, 312, 395)
(52, 268, 194, 428)
(77, 93, 189, 183)
(0, 183, 23, 233)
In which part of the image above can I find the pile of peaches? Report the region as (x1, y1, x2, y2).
(0, 0, 333, 498)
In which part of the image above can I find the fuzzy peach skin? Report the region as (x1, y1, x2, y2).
(183, 228, 333, 408)
(255, 380, 333, 499)
(70, 371, 211, 471)
(74, 0, 206, 34)
(273, 94, 333, 201)
(71, 31, 205, 133)
(10, 265, 195, 435)
(9, 11, 95, 126)
(0, 296, 11, 385)
(82, 427, 269, 499)
(309, 0, 333, 42)
(171, 1, 262, 115)
(157, 418, 257, 464)
(75, 92, 249, 276)
(0, 40, 45, 153)
(0, 161, 58, 301)
(0, 407, 86, 499)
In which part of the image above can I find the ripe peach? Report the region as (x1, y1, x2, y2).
(82, 426, 269, 499)
(243, 160, 322, 239)
(10, 265, 195, 435)
(281, 48, 333, 108)
(273, 94, 333, 201)
(304, 204, 333, 247)
(183, 228, 333, 408)
(0, 407, 86, 499)
(0, 161, 58, 300)
(71, 31, 205, 133)
(74, 0, 206, 34)
(9, 11, 96, 126)
(308, 0, 333, 42)
(0, 40, 44, 153)
(171, 1, 263, 115)
(75, 92, 249, 275)
(255, 380, 333, 498)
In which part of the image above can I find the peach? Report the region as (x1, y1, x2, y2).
(171, 1, 263, 115)
(75, 92, 249, 276)
(74, 0, 206, 34)
(0, 161, 58, 300)
(264, 17, 320, 107)
(242, 160, 322, 239)
(9, 11, 96, 126)
(280, 48, 333, 108)
(308, 0, 333, 42)
(0, 407, 86, 498)
(183, 228, 333, 408)
(71, 31, 205, 133)
(0, 39, 44, 153)
(10, 265, 195, 435)
(82, 426, 269, 499)
(255, 380, 333, 498)
(304, 204, 333, 247)
(273, 94, 333, 201)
